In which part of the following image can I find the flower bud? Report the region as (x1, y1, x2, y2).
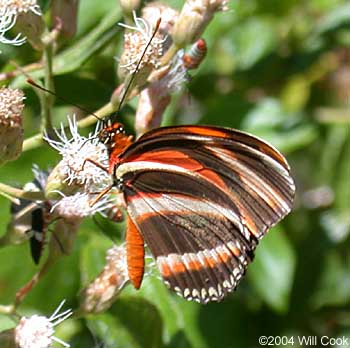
(135, 87, 171, 136)
(172, 0, 228, 47)
(0, 87, 25, 165)
(119, 0, 141, 16)
(44, 164, 81, 200)
(135, 53, 188, 135)
(80, 245, 129, 313)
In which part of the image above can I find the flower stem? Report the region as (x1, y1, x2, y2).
(0, 183, 45, 201)
(160, 43, 180, 66)
(0, 61, 42, 81)
(77, 102, 115, 128)
(22, 101, 116, 151)
(0, 305, 15, 315)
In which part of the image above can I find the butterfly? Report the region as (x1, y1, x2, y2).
(9, 168, 51, 264)
(96, 122, 295, 303)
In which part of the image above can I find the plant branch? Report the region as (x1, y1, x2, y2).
(0, 183, 45, 201)
(22, 101, 116, 152)
(160, 43, 180, 66)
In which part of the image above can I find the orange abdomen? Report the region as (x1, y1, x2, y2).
(126, 217, 145, 289)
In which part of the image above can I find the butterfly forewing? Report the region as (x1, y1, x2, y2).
(116, 126, 295, 303)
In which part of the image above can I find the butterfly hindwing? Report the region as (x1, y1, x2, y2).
(116, 126, 295, 303)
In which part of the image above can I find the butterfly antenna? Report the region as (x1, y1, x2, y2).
(27, 78, 104, 122)
(111, 17, 161, 123)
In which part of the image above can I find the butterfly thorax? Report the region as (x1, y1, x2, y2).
(99, 122, 133, 173)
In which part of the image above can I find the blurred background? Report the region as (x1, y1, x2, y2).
(0, 0, 349, 347)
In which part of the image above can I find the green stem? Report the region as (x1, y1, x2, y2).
(22, 101, 116, 152)
(0, 305, 15, 315)
(0, 183, 45, 201)
(160, 43, 180, 66)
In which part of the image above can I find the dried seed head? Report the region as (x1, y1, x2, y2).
(172, 0, 228, 47)
(80, 245, 129, 313)
(0, 87, 24, 165)
(0, 0, 43, 49)
(15, 300, 72, 348)
(44, 116, 112, 198)
(0, 86, 25, 119)
(118, 12, 166, 78)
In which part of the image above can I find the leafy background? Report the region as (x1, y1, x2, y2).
(0, 0, 350, 347)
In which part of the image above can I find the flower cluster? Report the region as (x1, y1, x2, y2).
(44, 116, 114, 219)
(0, 87, 25, 164)
(15, 300, 72, 348)
(118, 11, 167, 76)
(118, 1, 222, 135)
(80, 245, 129, 313)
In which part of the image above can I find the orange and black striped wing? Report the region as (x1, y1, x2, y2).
(116, 126, 295, 303)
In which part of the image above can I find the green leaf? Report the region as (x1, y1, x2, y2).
(77, 0, 120, 36)
(243, 98, 289, 130)
(242, 98, 318, 153)
(232, 17, 278, 70)
(312, 3, 350, 35)
(121, 276, 207, 348)
(248, 226, 296, 313)
(86, 297, 163, 348)
(79, 230, 114, 286)
(252, 125, 319, 153)
(311, 251, 350, 309)
(10, 8, 122, 89)
(121, 276, 186, 345)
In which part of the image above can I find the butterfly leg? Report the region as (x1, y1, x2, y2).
(89, 185, 113, 207)
(80, 158, 109, 173)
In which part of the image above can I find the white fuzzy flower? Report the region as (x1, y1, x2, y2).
(44, 116, 112, 192)
(15, 300, 72, 348)
(118, 11, 166, 74)
(51, 191, 113, 219)
(0, 0, 42, 48)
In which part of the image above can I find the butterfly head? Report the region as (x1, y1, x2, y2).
(98, 122, 133, 155)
